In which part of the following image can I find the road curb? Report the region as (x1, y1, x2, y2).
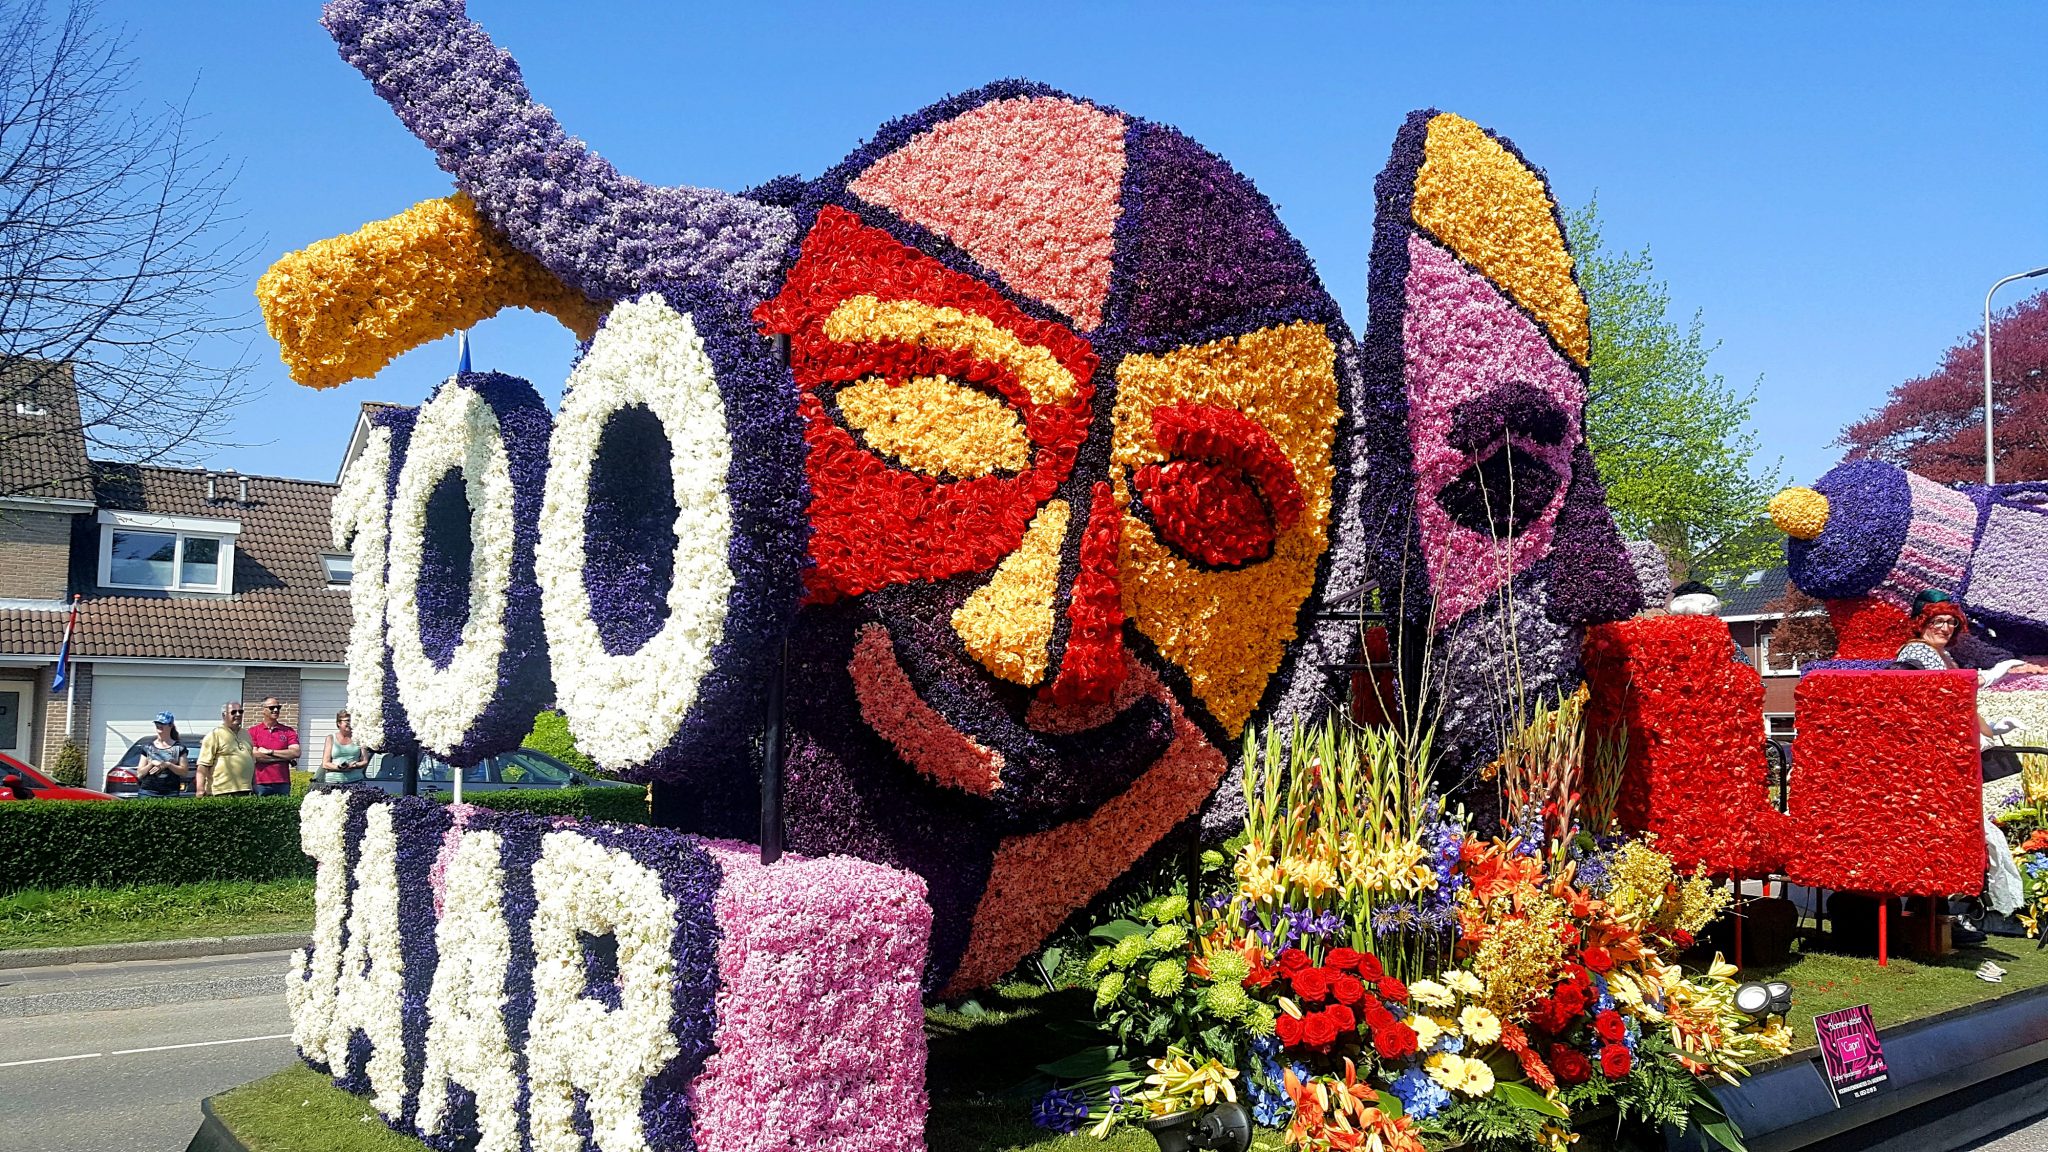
(0, 932, 311, 970)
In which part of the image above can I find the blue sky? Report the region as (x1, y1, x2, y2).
(117, 1, 2048, 486)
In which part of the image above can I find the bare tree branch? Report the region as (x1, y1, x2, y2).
(0, 0, 253, 500)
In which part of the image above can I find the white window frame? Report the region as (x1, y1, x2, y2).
(1758, 632, 1800, 677)
(1765, 713, 1797, 740)
(321, 552, 353, 588)
(96, 510, 240, 594)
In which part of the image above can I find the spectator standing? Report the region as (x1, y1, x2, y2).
(249, 697, 300, 797)
(321, 710, 366, 786)
(137, 712, 191, 797)
(198, 702, 256, 797)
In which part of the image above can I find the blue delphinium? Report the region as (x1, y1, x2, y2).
(1243, 1036, 1295, 1127)
(1390, 1066, 1452, 1120)
(1032, 1087, 1090, 1133)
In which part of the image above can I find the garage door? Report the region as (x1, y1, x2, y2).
(300, 672, 348, 774)
(89, 665, 244, 790)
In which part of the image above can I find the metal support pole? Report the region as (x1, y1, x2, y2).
(402, 750, 419, 798)
(760, 635, 788, 865)
(1982, 266, 2048, 486)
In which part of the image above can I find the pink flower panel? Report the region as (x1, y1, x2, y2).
(848, 96, 1126, 331)
(693, 843, 932, 1152)
(1402, 235, 1586, 623)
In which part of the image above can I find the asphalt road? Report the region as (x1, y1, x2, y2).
(0, 951, 297, 1152)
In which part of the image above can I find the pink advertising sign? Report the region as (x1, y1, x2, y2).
(1814, 1004, 1889, 1104)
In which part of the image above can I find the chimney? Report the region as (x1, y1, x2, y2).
(203, 468, 216, 503)
(237, 475, 248, 504)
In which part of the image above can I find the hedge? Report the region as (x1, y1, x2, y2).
(0, 786, 651, 893)
(436, 785, 649, 824)
(0, 797, 309, 894)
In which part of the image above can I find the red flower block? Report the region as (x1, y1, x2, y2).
(1783, 669, 1984, 896)
(1826, 596, 1915, 661)
(1584, 615, 1786, 875)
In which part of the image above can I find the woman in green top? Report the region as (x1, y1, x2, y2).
(321, 710, 366, 786)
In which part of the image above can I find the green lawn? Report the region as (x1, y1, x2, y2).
(0, 878, 313, 950)
(210, 1065, 431, 1152)
(1743, 934, 2048, 1056)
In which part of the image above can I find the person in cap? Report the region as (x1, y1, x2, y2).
(1668, 580, 1753, 666)
(137, 712, 191, 797)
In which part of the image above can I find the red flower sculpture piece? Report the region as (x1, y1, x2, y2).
(754, 206, 1099, 602)
(1584, 615, 1786, 875)
(1045, 482, 1129, 708)
(1784, 669, 1985, 895)
(1133, 401, 1304, 568)
(1826, 595, 1915, 661)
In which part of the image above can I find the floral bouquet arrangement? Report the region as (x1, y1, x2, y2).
(1043, 716, 1791, 1152)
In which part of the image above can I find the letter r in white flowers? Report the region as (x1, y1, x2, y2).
(418, 828, 522, 1152)
(332, 803, 410, 1119)
(527, 831, 681, 1152)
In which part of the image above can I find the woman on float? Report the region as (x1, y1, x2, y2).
(1893, 592, 2048, 938)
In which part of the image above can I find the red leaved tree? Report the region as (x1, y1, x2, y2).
(1837, 288, 2048, 483)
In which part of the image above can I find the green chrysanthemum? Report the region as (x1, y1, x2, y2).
(1111, 933, 1149, 968)
(1146, 958, 1186, 998)
(1204, 982, 1251, 1019)
(1248, 1003, 1279, 1037)
(1095, 971, 1125, 1009)
(1206, 951, 1251, 985)
(1086, 946, 1114, 975)
(1146, 893, 1190, 922)
(1148, 923, 1189, 952)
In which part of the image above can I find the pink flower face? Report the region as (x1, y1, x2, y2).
(1401, 235, 1586, 624)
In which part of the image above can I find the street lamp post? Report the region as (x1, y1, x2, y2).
(1983, 265, 2048, 485)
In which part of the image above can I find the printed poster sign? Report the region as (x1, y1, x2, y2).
(1814, 1004, 1888, 1104)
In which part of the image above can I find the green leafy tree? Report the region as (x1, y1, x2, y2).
(1567, 200, 1780, 584)
(522, 710, 595, 774)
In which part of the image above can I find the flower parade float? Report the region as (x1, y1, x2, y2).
(211, 1, 2024, 1150)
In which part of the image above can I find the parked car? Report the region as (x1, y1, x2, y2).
(0, 753, 117, 802)
(105, 735, 206, 797)
(357, 747, 630, 794)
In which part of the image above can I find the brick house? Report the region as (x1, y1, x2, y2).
(0, 363, 349, 788)
(1713, 565, 1804, 743)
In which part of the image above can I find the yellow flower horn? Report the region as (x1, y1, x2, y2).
(1768, 486, 1829, 541)
(257, 194, 603, 390)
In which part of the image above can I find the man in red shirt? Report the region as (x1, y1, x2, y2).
(249, 697, 300, 797)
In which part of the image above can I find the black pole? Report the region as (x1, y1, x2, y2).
(402, 750, 419, 798)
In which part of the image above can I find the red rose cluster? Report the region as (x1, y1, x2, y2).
(1583, 615, 1785, 875)
(1785, 669, 1985, 895)
(1270, 947, 1418, 1062)
(1524, 967, 1633, 1085)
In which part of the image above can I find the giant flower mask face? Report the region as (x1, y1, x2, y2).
(277, 1, 1365, 993)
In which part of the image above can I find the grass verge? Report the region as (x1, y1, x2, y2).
(210, 1065, 428, 1152)
(0, 878, 314, 951)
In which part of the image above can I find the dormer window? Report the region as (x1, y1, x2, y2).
(96, 510, 240, 594)
(322, 552, 354, 587)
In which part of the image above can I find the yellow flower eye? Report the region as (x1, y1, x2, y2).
(833, 374, 1031, 478)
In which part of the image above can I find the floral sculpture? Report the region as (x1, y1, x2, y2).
(1360, 110, 1645, 806)
(1770, 460, 2048, 739)
(288, 788, 931, 1152)
(1783, 670, 1986, 895)
(1582, 616, 1783, 876)
(287, 0, 1371, 1002)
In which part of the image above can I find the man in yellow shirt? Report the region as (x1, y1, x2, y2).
(197, 701, 257, 797)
